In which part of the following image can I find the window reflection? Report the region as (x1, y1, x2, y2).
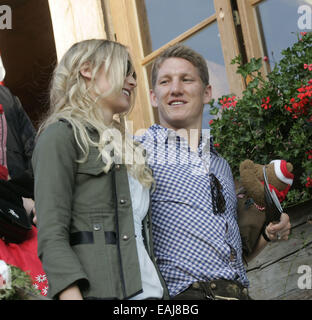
(144, 0, 215, 50)
(183, 24, 230, 129)
(256, 0, 312, 69)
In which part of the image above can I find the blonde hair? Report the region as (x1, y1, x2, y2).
(39, 39, 154, 188)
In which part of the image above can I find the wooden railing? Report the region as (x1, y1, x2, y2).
(247, 199, 312, 300)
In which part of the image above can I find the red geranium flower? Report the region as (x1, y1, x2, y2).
(306, 177, 312, 188)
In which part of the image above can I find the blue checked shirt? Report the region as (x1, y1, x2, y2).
(137, 124, 249, 297)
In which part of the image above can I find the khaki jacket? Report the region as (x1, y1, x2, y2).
(32, 121, 168, 299)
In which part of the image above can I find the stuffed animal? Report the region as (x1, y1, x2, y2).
(237, 159, 294, 259)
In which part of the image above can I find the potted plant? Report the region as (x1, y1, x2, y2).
(209, 32, 312, 207)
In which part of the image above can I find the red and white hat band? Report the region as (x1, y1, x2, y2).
(270, 160, 294, 186)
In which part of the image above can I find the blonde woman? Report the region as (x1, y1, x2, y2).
(32, 39, 168, 300)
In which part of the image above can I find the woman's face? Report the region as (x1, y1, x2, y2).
(95, 61, 137, 115)
(82, 60, 137, 118)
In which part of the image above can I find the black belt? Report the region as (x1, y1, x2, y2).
(69, 231, 117, 246)
(70, 231, 94, 246)
(173, 279, 251, 300)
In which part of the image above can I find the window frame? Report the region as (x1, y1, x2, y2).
(104, 0, 272, 130)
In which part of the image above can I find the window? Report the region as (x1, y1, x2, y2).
(105, 0, 312, 131)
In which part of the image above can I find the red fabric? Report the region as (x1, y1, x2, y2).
(0, 226, 48, 296)
(280, 160, 294, 180)
(0, 165, 8, 180)
(261, 181, 290, 203)
(0, 103, 8, 179)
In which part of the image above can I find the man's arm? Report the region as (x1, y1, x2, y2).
(14, 95, 36, 168)
(245, 213, 291, 263)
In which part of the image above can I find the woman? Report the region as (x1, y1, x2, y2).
(32, 39, 167, 300)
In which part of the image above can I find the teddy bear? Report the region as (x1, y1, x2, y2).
(236, 159, 294, 259)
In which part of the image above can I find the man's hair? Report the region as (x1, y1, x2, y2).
(151, 43, 209, 88)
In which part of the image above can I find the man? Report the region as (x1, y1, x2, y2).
(0, 85, 36, 180)
(138, 44, 290, 300)
(0, 85, 36, 218)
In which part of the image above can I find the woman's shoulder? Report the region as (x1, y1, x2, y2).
(40, 120, 73, 139)
(35, 120, 76, 151)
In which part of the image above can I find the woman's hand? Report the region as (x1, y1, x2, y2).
(59, 284, 83, 300)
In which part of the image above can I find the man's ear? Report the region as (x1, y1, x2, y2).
(80, 62, 92, 80)
(203, 84, 212, 104)
(150, 89, 158, 108)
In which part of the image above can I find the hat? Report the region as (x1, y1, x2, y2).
(270, 160, 294, 186)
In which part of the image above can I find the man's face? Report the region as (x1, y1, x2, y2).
(150, 57, 211, 131)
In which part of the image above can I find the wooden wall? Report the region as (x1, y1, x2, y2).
(48, 0, 107, 61)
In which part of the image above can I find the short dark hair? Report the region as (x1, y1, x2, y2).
(151, 44, 209, 88)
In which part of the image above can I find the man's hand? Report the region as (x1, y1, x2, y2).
(265, 213, 291, 241)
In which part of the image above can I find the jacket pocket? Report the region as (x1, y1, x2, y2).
(76, 151, 105, 176)
(74, 157, 114, 211)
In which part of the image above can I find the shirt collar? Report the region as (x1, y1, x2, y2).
(147, 124, 218, 156)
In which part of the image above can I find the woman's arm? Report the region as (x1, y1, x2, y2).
(32, 122, 89, 299)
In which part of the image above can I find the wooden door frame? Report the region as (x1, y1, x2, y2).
(236, 0, 270, 76)
(108, 0, 155, 132)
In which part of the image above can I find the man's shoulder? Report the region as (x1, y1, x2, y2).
(0, 86, 16, 112)
(0, 85, 13, 98)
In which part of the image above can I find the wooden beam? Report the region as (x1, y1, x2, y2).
(48, 0, 107, 61)
(109, 0, 154, 131)
(141, 15, 217, 66)
(250, 0, 263, 6)
(213, 0, 246, 97)
(100, 0, 115, 40)
(236, 0, 269, 76)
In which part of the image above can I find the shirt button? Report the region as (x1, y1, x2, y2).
(115, 164, 121, 170)
(122, 235, 129, 241)
(192, 282, 200, 289)
(120, 199, 126, 204)
(93, 224, 101, 231)
(210, 282, 217, 290)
